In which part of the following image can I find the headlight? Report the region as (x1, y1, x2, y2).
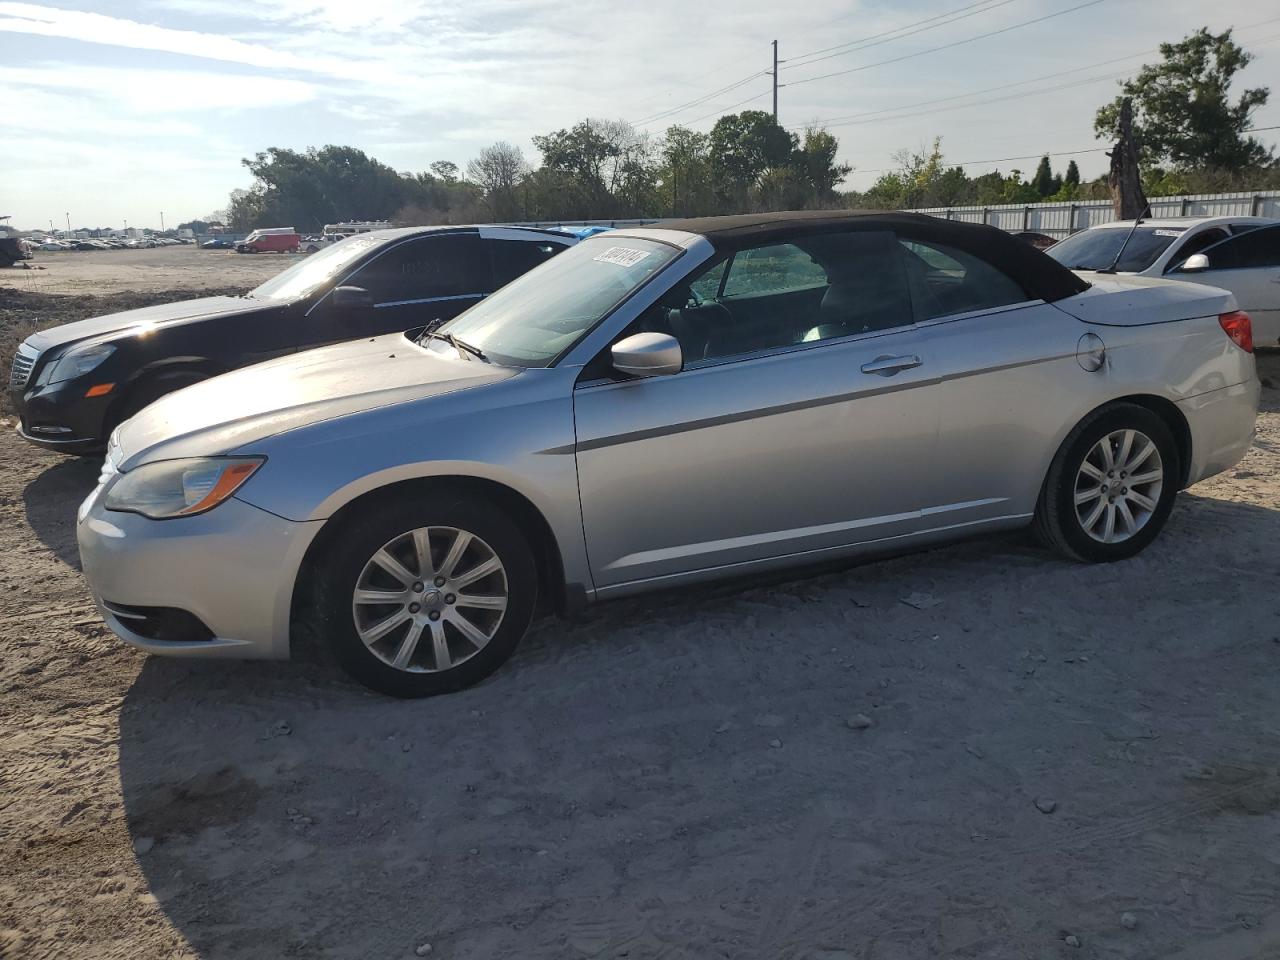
(46, 343, 115, 384)
(103, 457, 264, 519)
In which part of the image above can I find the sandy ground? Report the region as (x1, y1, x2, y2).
(6, 245, 302, 297)
(1, 260, 1280, 959)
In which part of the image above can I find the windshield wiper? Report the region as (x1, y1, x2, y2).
(420, 330, 488, 362)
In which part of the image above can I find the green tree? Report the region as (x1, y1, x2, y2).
(658, 125, 714, 216)
(792, 128, 853, 206)
(231, 146, 412, 230)
(531, 119, 656, 217)
(708, 110, 798, 207)
(466, 142, 528, 221)
(1095, 28, 1272, 170)
(1064, 160, 1081, 188)
(1032, 155, 1055, 197)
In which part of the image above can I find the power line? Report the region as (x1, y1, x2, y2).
(782, 0, 1025, 72)
(819, 69, 1135, 129)
(783, 0, 1108, 89)
(805, 50, 1153, 127)
(802, 31, 1280, 131)
(847, 147, 1105, 177)
(631, 69, 768, 127)
(686, 89, 774, 126)
(628, 0, 1025, 127)
(630, 9, 1280, 134)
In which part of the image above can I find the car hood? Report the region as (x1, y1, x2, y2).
(26, 295, 266, 352)
(1055, 273, 1235, 326)
(114, 334, 516, 469)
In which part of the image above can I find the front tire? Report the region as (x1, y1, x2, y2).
(314, 494, 537, 697)
(1033, 403, 1180, 562)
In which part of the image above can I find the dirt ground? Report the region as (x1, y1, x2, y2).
(7, 245, 303, 297)
(2, 259, 1280, 959)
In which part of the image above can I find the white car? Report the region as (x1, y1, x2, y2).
(1047, 216, 1279, 347)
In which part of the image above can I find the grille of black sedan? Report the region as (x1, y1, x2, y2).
(10, 344, 36, 388)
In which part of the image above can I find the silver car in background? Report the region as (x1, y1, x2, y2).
(1046, 215, 1279, 346)
(77, 212, 1260, 697)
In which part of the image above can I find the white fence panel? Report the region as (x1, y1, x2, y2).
(914, 191, 1279, 238)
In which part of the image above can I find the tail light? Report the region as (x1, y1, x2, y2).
(1219, 311, 1253, 353)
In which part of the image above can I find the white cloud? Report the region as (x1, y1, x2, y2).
(4, 0, 1279, 227)
(0, 2, 324, 73)
(0, 63, 317, 112)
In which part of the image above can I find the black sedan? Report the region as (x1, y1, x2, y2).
(10, 226, 576, 453)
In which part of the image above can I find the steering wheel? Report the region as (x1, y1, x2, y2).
(679, 300, 734, 361)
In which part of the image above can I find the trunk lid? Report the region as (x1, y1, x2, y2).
(1055, 274, 1235, 327)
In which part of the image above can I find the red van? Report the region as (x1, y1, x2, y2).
(236, 228, 301, 254)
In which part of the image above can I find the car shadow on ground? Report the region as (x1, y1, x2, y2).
(116, 492, 1280, 960)
(23, 455, 99, 571)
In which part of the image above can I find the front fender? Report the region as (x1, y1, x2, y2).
(231, 369, 593, 597)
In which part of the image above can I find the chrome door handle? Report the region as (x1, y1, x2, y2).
(861, 354, 922, 376)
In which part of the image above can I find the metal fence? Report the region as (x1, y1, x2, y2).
(912, 191, 1280, 239)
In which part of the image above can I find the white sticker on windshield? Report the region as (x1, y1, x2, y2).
(1152, 229, 1186, 237)
(593, 246, 651, 267)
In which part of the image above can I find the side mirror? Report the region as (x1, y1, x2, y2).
(1178, 253, 1210, 273)
(611, 332, 682, 378)
(332, 285, 375, 312)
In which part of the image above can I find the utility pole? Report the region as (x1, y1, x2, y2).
(65, 212, 70, 235)
(160, 211, 165, 231)
(771, 40, 779, 119)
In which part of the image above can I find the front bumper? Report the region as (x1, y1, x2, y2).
(77, 490, 324, 660)
(1178, 377, 1261, 486)
(10, 379, 114, 453)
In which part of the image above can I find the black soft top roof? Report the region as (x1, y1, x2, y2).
(651, 209, 1088, 303)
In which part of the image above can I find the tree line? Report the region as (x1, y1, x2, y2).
(223, 26, 1276, 232)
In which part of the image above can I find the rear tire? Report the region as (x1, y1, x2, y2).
(1033, 403, 1180, 562)
(313, 493, 537, 698)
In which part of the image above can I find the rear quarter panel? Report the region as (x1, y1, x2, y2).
(921, 301, 1254, 523)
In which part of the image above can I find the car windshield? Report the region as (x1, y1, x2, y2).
(1046, 226, 1183, 273)
(432, 236, 681, 367)
(249, 235, 384, 301)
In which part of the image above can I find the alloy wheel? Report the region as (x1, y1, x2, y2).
(1073, 428, 1164, 544)
(351, 526, 508, 673)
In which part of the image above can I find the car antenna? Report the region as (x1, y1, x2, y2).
(1097, 202, 1151, 274)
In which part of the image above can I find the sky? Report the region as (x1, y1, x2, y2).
(4, 0, 1280, 230)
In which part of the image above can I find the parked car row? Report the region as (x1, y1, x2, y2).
(9, 213, 1265, 698)
(29, 236, 193, 252)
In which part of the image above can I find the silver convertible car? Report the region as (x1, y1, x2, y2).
(76, 212, 1260, 697)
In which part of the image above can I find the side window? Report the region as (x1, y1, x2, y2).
(1204, 225, 1280, 270)
(899, 238, 1027, 321)
(348, 234, 486, 304)
(1167, 228, 1228, 271)
(689, 259, 728, 302)
(489, 238, 563, 289)
(655, 230, 912, 365)
(720, 243, 828, 298)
